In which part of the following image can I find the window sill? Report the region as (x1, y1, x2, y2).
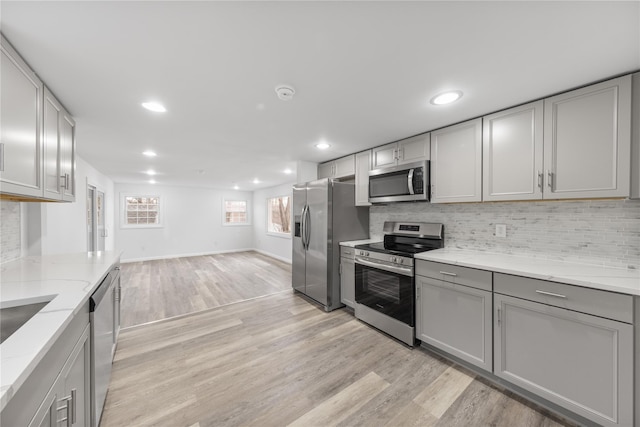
(267, 232, 292, 239)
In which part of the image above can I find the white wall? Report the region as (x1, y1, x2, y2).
(25, 156, 116, 256)
(114, 183, 254, 262)
(253, 182, 295, 263)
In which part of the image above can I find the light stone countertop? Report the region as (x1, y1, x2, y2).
(339, 239, 381, 247)
(415, 248, 640, 296)
(0, 251, 121, 411)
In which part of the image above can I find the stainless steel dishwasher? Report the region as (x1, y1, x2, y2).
(90, 265, 120, 427)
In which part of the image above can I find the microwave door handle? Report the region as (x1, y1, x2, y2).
(407, 169, 415, 195)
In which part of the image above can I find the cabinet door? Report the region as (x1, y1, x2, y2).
(355, 150, 371, 206)
(60, 325, 90, 427)
(371, 142, 397, 169)
(60, 112, 76, 202)
(43, 88, 63, 200)
(397, 133, 430, 165)
(416, 277, 492, 370)
(483, 101, 543, 201)
(0, 36, 44, 198)
(630, 72, 639, 199)
(28, 389, 57, 427)
(317, 162, 333, 179)
(430, 118, 482, 203)
(333, 155, 355, 179)
(340, 256, 355, 308)
(543, 75, 631, 199)
(494, 294, 633, 427)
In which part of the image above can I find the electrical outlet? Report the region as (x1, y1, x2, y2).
(495, 224, 507, 238)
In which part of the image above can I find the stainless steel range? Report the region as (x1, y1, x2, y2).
(354, 221, 444, 346)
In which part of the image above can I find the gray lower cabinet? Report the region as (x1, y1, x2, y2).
(1, 306, 90, 427)
(494, 292, 634, 427)
(339, 247, 355, 308)
(415, 274, 492, 371)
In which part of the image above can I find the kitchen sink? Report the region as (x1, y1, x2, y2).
(0, 301, 50, 344)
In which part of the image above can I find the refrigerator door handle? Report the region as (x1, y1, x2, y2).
(304, 205, 311, 250)
(300, 205, 307, 249)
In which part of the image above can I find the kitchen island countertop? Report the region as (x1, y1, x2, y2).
(415, 248, 640, 296)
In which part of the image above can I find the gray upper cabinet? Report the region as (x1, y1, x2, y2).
(354, 150, 371, 206)
(543, 75, 632, 199)
(43, 88, 77, 202)
(60, 111, 76, 202)
(483, 101, 544, 201)
(430, 118, 482, 203)
(371, 133, 430, 169)
(317, 154, 355, 180)
(631, 72, 640, 199)
(0, 35, 44, 199)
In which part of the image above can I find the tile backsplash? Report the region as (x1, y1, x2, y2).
(371, 199, 640, 269)
(1, 201, 21, 263)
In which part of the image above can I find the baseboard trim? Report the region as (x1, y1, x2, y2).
(121, 248, 292, 264)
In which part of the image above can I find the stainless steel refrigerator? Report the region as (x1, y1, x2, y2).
(292, 178, 369, 311)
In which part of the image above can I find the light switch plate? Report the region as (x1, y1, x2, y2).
(495, 224, 507, 238)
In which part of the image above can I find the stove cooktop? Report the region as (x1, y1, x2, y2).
(355, 241, 441, 258)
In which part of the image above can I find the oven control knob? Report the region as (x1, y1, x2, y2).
(398, 258, 404, 264)
(390, 256, 397, 263)
(366, 252, 370, 256)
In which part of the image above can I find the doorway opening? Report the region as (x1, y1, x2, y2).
(87, 184, 106, 252)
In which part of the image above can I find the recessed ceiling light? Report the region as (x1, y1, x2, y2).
(149, 179, 156, 184)
(315, 142, 331, 150)
(430, 91, 463, 105)
(284, 168, 293, 174)
(233, 185, 239, 190)
(146, 169, 156, 176)
(141, 102, 167, 113)
(142, 150, 157, 157)
(253, 178, 260, 184)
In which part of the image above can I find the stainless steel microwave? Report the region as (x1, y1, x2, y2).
(368, 160, 429, 203)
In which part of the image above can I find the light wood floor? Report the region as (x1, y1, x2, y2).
(102, 291, 575, 426)
(120, 251, 292, 327)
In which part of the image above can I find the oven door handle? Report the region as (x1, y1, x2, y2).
(356, 257, 413, 277)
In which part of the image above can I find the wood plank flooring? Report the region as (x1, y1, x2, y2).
(101, 289, 576, 427)
(119, 251, 291, 327)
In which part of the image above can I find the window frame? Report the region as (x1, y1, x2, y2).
(266, 194, 292, 238)
(222, 199, 251, 226)
(120, 193, 163, 229)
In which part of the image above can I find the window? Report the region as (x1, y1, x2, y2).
(121, 195, 162, 227)
(267, 195, 291, 236)
(223, 200, 250, 225)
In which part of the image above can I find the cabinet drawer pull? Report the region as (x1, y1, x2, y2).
(439, 271, 457, 277)
(535, 290, 567, 299)
(537, 171, 543, 190)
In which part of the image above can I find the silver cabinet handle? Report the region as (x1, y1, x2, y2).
(535, 289, 567, 299)
(60, 174, 67, 190)
(537, 171, 543, 190)
(0, 142, 4, 172)
(57, 388, 76, 426)
(70, 389, 76, 424)
(439, 271, 457, 277)
(65, 173, 71, 190)
(396, 146, 403, 160)
(546, 170, 553, 189)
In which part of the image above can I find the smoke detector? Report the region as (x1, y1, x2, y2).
(275, 85, 296, 101)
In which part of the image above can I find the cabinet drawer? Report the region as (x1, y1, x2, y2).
(494, 273, 633, 323)
(416, 260, 492, 291)
(340, 246, 355, 260)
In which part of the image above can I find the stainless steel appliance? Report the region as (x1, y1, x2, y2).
(293, 178, 369, 311)
(368, 160, 429, 203)
(89, 265, 120, 427)
(355, 222, 443, 346)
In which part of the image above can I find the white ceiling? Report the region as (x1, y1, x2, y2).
(2, 1, 639, 190)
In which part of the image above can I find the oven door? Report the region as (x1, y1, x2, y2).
(355, 258, 414, 326)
